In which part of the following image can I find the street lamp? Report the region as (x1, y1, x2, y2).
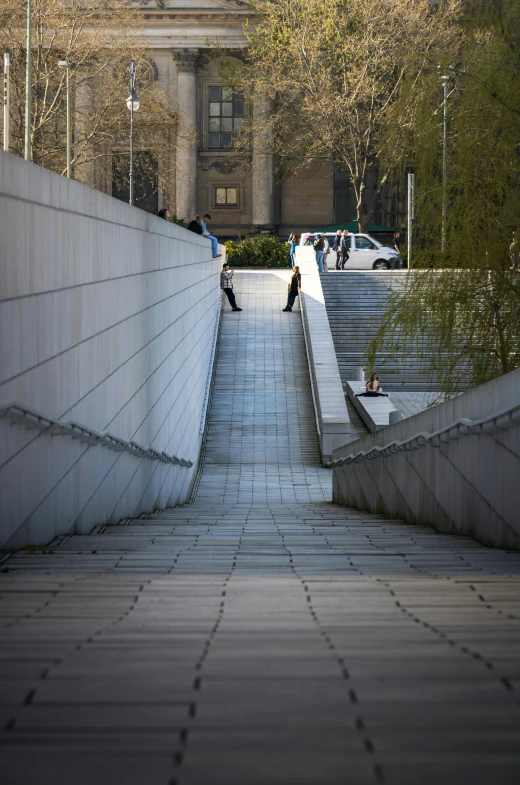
(58, 60, 71, 178)
(3, 53, 9, 152)
(126, 60, 140, 206)
(24, 0, 32, 161)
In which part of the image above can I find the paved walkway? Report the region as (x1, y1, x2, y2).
(1, 271, 520, 785)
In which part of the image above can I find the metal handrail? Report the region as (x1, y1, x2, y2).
(0, 401, 193, 468)
(325, 402, 520, 468)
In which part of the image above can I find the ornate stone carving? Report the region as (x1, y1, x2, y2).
(211, 160, 241, 175)
(173, 49, 199, 73)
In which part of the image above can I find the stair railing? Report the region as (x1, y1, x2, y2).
(0, 401, 193, 467)
(325, 402, 520, 468)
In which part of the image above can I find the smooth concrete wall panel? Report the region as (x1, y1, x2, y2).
(298, 255, 350, 460)
(0, 152, 222, 548)
(332, 367, 520, 549)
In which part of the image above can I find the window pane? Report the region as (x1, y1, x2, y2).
(221, 117, 233, 132)
(221, 133, 232, 147)
(209, 102, 220, 116)
(234, 92, 244, 101)
(209, 87, 220, 101)
(221, 102, 232, 116)
(209, 133, 220, 147)
(234, 102, 244, 116)
(226, 188, 237, 204)
(234, 117, 244, 130)
(222, 88, 232, 101)
(216, 188, 226, 204)
(209, 118, 220, 132)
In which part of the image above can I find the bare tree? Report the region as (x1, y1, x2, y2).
(0, 0, 177, 206)
(220, 0, 460, 229)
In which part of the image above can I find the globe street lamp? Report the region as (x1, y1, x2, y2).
(126, 60, 140, 206)
(58, 60, 71, 178)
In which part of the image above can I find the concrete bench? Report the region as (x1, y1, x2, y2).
(346, 381, 399, 432)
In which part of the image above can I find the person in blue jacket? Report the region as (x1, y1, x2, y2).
(287, 233, 298, 268)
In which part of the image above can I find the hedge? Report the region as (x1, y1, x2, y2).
(224, 235, 291, 268)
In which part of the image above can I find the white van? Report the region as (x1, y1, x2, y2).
(299, 232, 401, 270)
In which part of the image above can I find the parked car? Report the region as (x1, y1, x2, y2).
(299, 232, 401, 270)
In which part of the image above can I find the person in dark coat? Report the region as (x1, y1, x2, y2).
(333, 230, 343, 269)
(282, 266, 301, 312)
(187, 215, 203, 235)
(339, 229, 350, 270)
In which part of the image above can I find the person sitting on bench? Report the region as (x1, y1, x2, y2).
(356, 372, 389, 397)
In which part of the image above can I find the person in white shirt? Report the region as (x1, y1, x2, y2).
(322, 235, 330, 271)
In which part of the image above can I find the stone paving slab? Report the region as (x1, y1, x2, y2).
(1, 272, 519, 784)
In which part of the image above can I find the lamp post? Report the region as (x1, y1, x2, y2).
(58, 60, 71, 178)
(126, 60, 140, 206)
(439, 70, 450, 253)
(24, 0, 32, 160)
(407, 172, 415, 269)
(3, 53, 9, 152)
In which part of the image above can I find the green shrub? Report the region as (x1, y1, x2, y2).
(225, 235, 291, 268)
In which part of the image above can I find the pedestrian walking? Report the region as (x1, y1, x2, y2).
(333, 230, 343, 270)
(314, 233, 325, 273)
(393, 231, 401, 255)
(202, 213, 222, 259)
(287, 233, 298, 268)
(282, 266, 301, 312)
(187, 215, 203, 235)
(220, 264, 242, 311)
(339, 229, 350, 270)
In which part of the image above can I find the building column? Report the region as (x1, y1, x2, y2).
(74, 76, 95, 187)
(173, 49, 199, 221)
(252, 96, 274, 231)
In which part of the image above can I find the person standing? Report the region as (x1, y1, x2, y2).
(393, 231, 401, 254)
(339, 229, 350, 270)
(333, 230, 343, 270)
(287, 233, 298, 268)
(313, 233, 325, 272)
(322, 235, 330, 271)
(187, 215, 203, 235)
(282, 266, 301, 312)
(220, 264, 242, 311)
(157, 208, 171, 220)
(202, 213, 222, 259)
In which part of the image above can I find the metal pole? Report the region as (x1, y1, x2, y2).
(441, 74, 449, 253)
(3, 53, 9, 152)
(66, 66, 71, 178)
(407, 172, 415, 269)
(129, 60, 136, 206)
(24, 0, 32, 161)
(129, 100, 134, 205)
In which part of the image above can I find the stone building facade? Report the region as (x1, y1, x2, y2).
(105, 1, 403, 238)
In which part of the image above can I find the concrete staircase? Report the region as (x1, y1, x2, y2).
(320, 271, 440, 393)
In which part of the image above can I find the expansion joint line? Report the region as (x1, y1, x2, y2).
(273, 513, 385, 784)
(325, 402, 520, 468)
(169, 516, 245, 785)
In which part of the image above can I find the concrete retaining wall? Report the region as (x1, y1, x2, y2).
(332, 368, 520, 549)
(297, 250, 350, 461)
(0, 152, 222, 548)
